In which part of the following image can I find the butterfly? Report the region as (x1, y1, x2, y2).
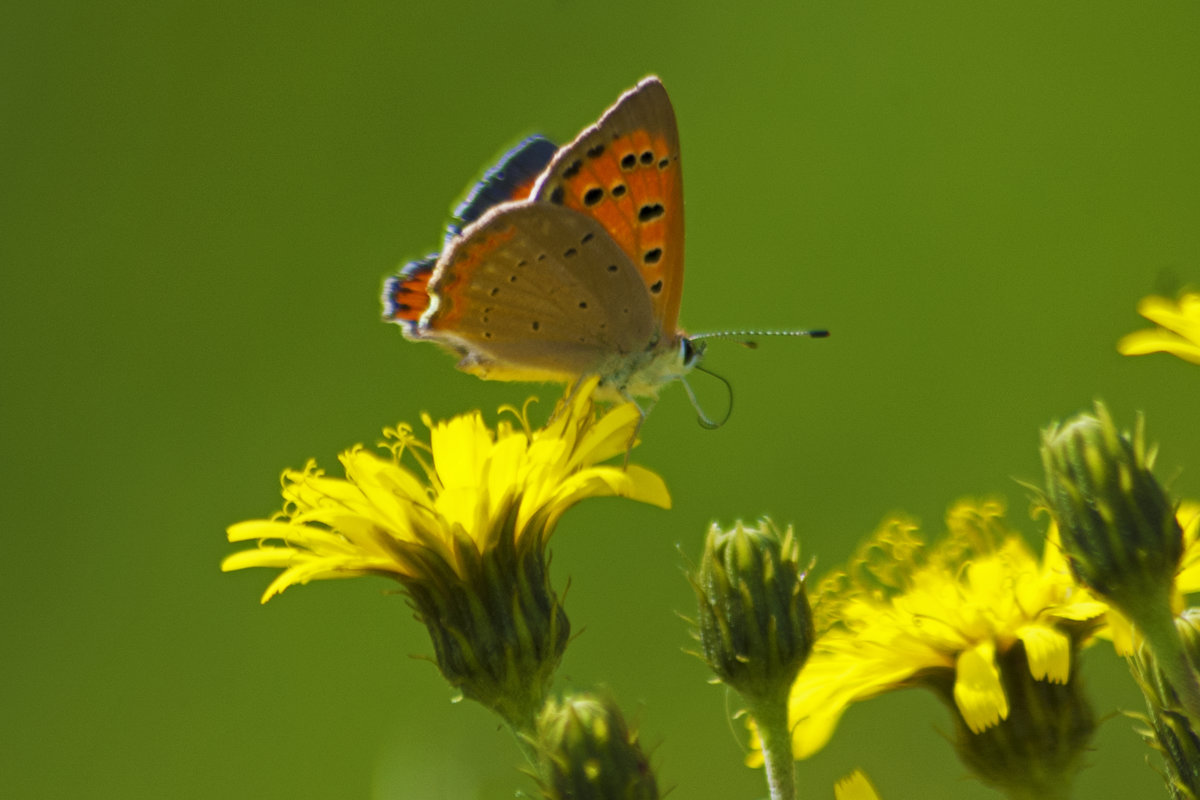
(384, 76, 700, 403)
(383, 77, 826, 414)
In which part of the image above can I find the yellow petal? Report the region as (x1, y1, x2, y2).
(1117, 329, 1200, 364)
(1103, 608, 1137, 655)
(1016, 624, 1070, 683)
(572, 401, 643, 466)
(226, 519, 296, 542)
(787, 643, 929, 758)
(221, 546, 307, 571)
(954, 640, 1007, 732)
(539, 466, 670, 532)
(226, 520, 356, 554)
(1176, 501, 1200, 594)
(835, 770, 882, 800)
(342, 448, 430, 527)
(622, 465, 671, 509)
(430, 411, 492, 491)
(1138, 292, 1200, 337)
(1047, 600, 1109, 621)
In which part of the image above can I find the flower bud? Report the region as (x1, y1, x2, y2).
(1040, 401, 1182, 625)
(695, 518, 814, 702)
(535, 694, 659, 800)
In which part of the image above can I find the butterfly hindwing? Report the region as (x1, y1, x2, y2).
(418, 202, 657, 382)
(532, 77, 685, 337)
(382, 254, 438, 333)
(383, 136, 558, 331)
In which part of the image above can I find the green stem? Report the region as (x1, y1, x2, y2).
(746, 691, 797, 800)
(504, 718, 542, 770)
(1138, 603, 1200, 725)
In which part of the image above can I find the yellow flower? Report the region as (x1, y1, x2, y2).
(764, 500, 1107, 762)
(223, 377, 669, 602)
(1118, 291, 1200, 365)
(224, 380, 670, 729)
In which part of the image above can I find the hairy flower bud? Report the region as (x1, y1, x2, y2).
(536, 694, 658, 800)
(695, 519, 814, 702)
(1040, 401, 1182, 624)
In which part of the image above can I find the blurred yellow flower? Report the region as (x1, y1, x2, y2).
(223, 378, 670, 602)
(1117, 291, 1200, 365)
(765, 500, 1107, 761)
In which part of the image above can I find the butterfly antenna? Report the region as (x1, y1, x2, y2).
(690, 328, 830, 345)
(681, 366, 732, 429)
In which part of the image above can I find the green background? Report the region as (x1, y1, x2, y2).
(4, 2, 1198, 798)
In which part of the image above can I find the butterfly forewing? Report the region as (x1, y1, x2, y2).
(533, 77, 685, 338)
(449, 136, 558, 238)
(420, 202, 657, 381)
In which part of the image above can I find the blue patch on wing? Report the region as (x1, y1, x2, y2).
(446, 135, 558, 242)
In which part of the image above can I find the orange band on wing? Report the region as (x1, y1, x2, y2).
(548, 129, 682, 330)
(426, 224, 519, 330)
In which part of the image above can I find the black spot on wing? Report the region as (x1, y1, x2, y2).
(638, 203, 665, 222)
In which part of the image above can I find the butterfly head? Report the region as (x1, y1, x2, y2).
(593, 333, 704, 401)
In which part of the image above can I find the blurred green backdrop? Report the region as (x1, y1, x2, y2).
(4, 2, 1198, 798)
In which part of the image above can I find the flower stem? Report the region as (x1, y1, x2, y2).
(1139, 604, 1200, 725)
(746, 691, 797, 800)
(505, 719, 542, 770)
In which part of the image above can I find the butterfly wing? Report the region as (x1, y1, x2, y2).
(383, 136, 558, 333)
(532, 77, 685, 338)
(415, 201, 657, 383)
(448, 135, 558, 238)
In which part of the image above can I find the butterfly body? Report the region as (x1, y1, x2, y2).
(385, 77, 698, 401)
